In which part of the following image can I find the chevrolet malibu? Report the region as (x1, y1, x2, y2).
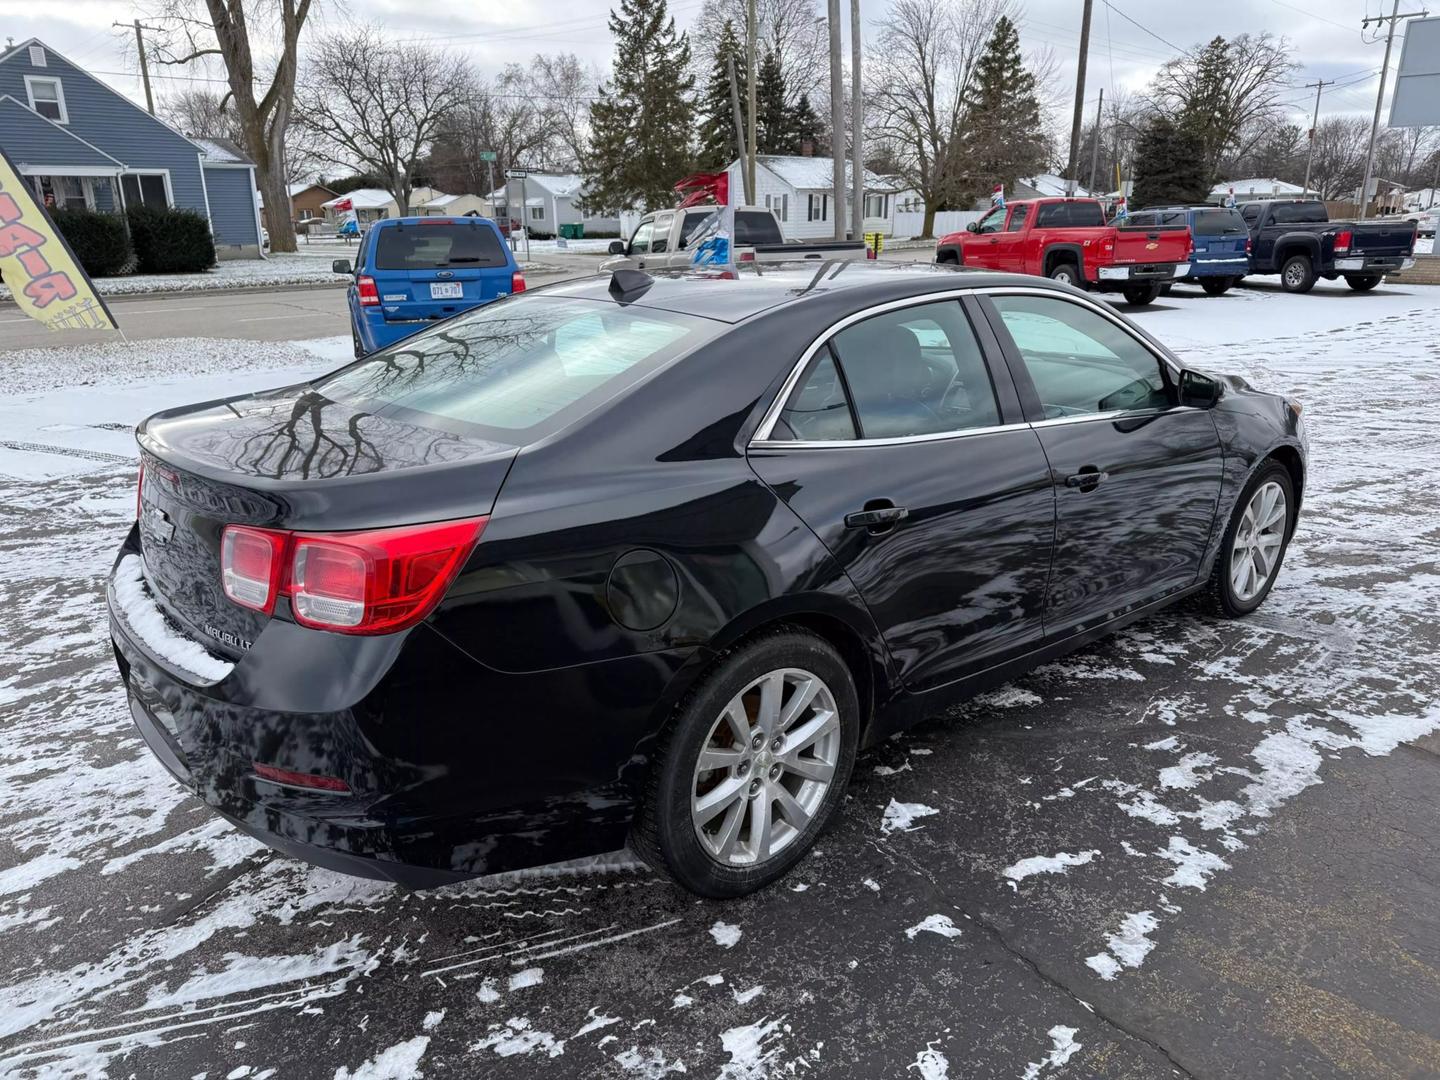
(109, 265, 1305, 898)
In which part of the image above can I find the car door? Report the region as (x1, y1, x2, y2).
(626, 217, 656, 269)
(990, 204, 1030, 272)
(747, 295, 1056, 692)
(978, 289, 1223, 636)
(966, 205, 1008, 266)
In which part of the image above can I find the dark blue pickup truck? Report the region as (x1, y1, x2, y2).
(1130, 206, 1250, 295)
(1238, 200, 1417, 293)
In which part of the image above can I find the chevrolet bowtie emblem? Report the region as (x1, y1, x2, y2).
(146, 506, 175, 544)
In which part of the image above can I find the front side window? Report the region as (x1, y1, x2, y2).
(828, 301, 1000, 439)
(990, 294, 1172, 418)
(651, 213, 674, 253)
(26, 76, 66, 122)
(314, 297, 719, 438)
(628, 219, 654, 254)
(975, 206, 1006, 233)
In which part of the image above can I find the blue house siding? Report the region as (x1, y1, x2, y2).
(203, 166, 260, 250)
(0, 96, 122, 171)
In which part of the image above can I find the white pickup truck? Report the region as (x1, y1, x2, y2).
(600, 205, 868, 271)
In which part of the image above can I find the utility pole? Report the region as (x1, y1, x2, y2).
(746, 0, 757, 204)
(828, 0, 846, 240)
(116, 20, 163, 114)
(1065, 0, 1094, 195)
(1359, 2, 1429, 220)
(1301, 78, 1332, 197)
(729, 57, 754, 204)
(1087, 87, 1104, 194)
(850, 0, 863, 240)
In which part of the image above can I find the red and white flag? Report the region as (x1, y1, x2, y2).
(991, 184, 1005, 208)
(332, 198, 354, 212)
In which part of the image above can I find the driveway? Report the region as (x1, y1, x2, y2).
(0, 280, 1437, 1079)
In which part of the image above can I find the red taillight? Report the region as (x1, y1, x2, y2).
(1333, 229, 1352, 254)
(1246, 236, 1253, 254)
(739, 251, 755, 261)
(220, 525, 287, 614)
(218, 517, 487, 634)
(510, 271, 526, 294)
(252, 762, 350, 793)
(357, 274, 380, 306)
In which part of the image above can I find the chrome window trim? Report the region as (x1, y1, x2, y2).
(749, 285, 1187, 450)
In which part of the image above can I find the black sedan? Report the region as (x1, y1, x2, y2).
(108, 264, 1306, 898)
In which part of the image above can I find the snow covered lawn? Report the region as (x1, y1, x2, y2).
(1, 278, 1438, 1078)
(0, 253, 351, 301)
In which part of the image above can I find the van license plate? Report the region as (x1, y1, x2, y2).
(430, 283, 463, 299)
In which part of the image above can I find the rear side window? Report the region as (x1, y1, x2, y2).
(373, 224, 507, 270)
(314, 298, 719, 437)
(1036, 202, 1105, 227)
(1269, 202, 1327, 224)
(1194, 210, 1246, 234)
(1006, 205, 1029, 231)
(735, 211, 782, 245)
(776, 348, 856, 441)
(1127, 212, 1159, 227)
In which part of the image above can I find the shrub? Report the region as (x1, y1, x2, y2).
(50, 208, 131, 276)
(127, 205, 217, 274)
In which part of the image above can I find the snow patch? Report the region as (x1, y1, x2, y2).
(508, 967, 544, 991)
(1021, 1026, 1082, 1080)
(1155, 836, 1230, 890)
(882, 799, 940, 834)
(717, 1016, 785, 1079)
(732, 984, 766, 1004)
(905, 914, 962, 940)
(1084, 911, 1159, 980)
(111, 555, 234, 682)
(1002, 850, 1099, 886)
(909, 1043, 950, 1079)
(332, 1037, 430, 1080)
(709, 921, 742, 948)
(472, 1016, 565, 1058)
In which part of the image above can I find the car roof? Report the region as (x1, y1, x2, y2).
(370, 216, 500, 227)
(533, 263, 1061, 324)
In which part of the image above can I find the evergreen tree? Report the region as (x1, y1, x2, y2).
(695, 19, 747, 170)
(1131, 116, 1209, 208)
(955, 16, 1046, 204)
(586, 0, 696, 212)
(1176, 36, 1232, 183)
(787, 93, 825, 157)
(755, 49, 789, 153)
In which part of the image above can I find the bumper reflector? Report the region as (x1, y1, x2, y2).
(253, 762, 351, 793)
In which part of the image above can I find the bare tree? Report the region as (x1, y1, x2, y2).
(692, 0, 828, 108)
(529, 53, 598, 170)
(1307, 115, 1370, 200)
(160, 87, 318, 183)
(865, 0, 1013, 236)
(145, 0, 315, 253)
(296, 27, 472, 215)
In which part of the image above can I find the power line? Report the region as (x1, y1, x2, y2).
(1265, 0, 1357, 32)
(1098, 1, 1183, 54)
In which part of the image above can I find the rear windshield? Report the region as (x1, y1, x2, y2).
(1268, 202, 1328, 225)
(313, 297, 720, 438)
(1193, 210, 1246, 234)
(735, 211, 783, 245)
(373, 223, 508, 270)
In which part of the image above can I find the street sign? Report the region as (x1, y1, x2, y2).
(505, 169, 528, 179)
(479, 151, 497, 162)
(1391, 16, 1440, 127)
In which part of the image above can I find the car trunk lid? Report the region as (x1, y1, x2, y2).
(1110, 224, 1190, 265)
(1348, 220, 1417, 257)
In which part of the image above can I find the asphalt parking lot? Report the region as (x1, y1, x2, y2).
(1, 276, 1438, 1078)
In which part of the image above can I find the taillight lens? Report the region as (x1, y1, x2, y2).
(219, 518, 487, 634)
(357, 274, 380, 306)
(220, 526, 286, 614)
(1333, 229, 1352, 254)
(510, 271, 526, 294)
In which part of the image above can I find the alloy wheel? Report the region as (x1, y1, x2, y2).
(1284, 262, 1305, 289)
(1230, 481, 1287, 602)
(690, 667, 840, 866)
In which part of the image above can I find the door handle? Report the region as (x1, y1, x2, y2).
(1065, 467, 1109, 490)
(845, 505, 908, 530)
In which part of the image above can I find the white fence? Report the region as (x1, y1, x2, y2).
(891, 209, 984, 239)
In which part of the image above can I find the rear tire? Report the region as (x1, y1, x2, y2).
(1203, 462, 1295, 618)
(1048, 261, 1083, 288)
(1121, 283, 1162, 305)
(1200, 277, 1233, 296)
(633, 629, 859, 898)
(1280, 254, 1317, 293)
(1344, 274, 1381, 292)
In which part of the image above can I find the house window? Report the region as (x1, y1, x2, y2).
(29, 45, 46, 67)
(530, 206, 544, 220)
(299, 209, 314, 220)
(807, 194, 829, 221)
(121, 173, 170, 210)
(25, 76, 67, 124)
(29, 175, 91, 210)
(865, 194, 886, 218)
(763, 194, 789, 223)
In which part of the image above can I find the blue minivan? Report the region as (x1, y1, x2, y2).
(335, 217, 524, 356)
(1129, 205, 1250, 295)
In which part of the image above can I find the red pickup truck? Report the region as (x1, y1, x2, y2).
(935, 198, 1192, 305)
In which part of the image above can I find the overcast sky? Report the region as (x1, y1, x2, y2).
(0, 0, 1424, 134)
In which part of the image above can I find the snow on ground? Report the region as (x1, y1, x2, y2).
(0, 277, 1437, 1076)
(0, 253, 349, 300)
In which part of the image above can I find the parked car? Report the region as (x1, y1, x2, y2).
(333, 216, 523, 357)
(600, 205, 868, 272)
(1129, 206, 1249, 295)
(1238, 200, 1417, 292)
(109, 264, 1305, 898)
(1397, 209, 1437, 239)
(934, 198, 1192, 305)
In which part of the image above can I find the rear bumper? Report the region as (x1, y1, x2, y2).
(1183, 256, 1249, 277)
(1334, 256, 1413, 273)
(1097, 262, 1189, 281)
(106, 549, 685, 887)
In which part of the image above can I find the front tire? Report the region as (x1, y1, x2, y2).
(1345, 274, 1381, 292)
(1280, 254, 1317, 293)
(1205, 462, 1295, 617)
(1200, 276, 1233, 296)
(1122, 283, 1162, 305)
(633, 630, 859, 898)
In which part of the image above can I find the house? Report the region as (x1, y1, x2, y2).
(722, 155, 897, 238)
(321, 187, 398, 224)
(0, 38, 264, 258)
(1209, 178, 1315, 204)
(275, 182, 338, 228)
(423, 192, 493, 218)
(488, 173, 623, 236)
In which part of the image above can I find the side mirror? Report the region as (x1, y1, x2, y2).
(965, 221, 980, 233)
(332, 259, 352, 275)
(1179, 369, 1221, 409)
(608, 240, 626, 255)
